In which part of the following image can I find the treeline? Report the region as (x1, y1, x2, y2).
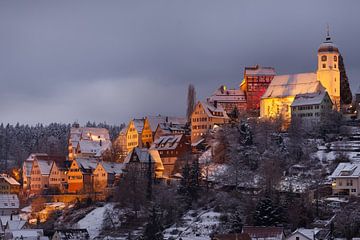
(0, 122, 124, 169)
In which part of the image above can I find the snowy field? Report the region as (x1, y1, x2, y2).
(77, 203, 114, 239)
(163, 209, 221, 240)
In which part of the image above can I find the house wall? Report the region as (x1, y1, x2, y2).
(49, 164, 68, 193)
(67, 161, 84, 193)
(260, 96, 294, 123)
(118, 121, 139, 158)
(140, 118, 153, 148)
(287, 233, 311, 240)
(0, 179, 19, 194)
(332, 177, 360, 196)
(191, 103, 227, 144)
(30, 161, 49, 194)
(93, 165, 109, 191)
(245, 75, 274, 111)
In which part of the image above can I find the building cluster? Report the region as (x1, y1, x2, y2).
(204, 32, 343, 133)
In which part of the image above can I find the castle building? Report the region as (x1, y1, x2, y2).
(260, 31, 341, 123)
(241, 65, 276, 111)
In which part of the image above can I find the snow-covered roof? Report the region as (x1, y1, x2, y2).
(133, 118, 145, 133)
(75, 158, 99, 173)
(99, 161, 124, 174)
(78, 139, 112, 157)
(290, 228, 329, 240)
(318, 37, 339, 53)
(0, 215, 20, 227)
(198, 101, 229, 119)
(208, 86, 246, 103)
(26, 153, 48, 161)
(151, 134, 184, 151)
(0, 174, 20, 186)
(262, 73, 324, 99)
(291, 91, 332, 107)
(124, 147, 164, 171)
(37, 160, 53, 175)
(245, 65, 276, 76)
(242, 226, 284, 239)
(6, 229, 45, 239)
(147, 115, 187, 132)
(0, 194, 19, 209)
(156, 122, 188, 135)
(6, 220, 26, 230)
(330, 163, 360, 178)
(70, 127, 110, 141)
(54, 229, 90, 240)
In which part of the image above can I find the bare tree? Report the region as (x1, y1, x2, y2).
(186, 84, 196, 122)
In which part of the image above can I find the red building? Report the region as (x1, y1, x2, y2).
(241, 65, 276, 111)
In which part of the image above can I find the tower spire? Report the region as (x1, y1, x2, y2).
(326, 24, 331, 41)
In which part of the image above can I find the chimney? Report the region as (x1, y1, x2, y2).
(214, 100, 218, 108)
(166, 116, 169, 123)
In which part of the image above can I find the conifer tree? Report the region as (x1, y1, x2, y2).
(254, 197, 283, 226)
(230, 208, 243, 233)
(339, 54, 352, 105)
(142, 205, 164, 240)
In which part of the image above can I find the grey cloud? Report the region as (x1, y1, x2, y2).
(0, 0, 359, 124)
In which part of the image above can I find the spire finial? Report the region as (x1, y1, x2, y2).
(326, 23, 331, 41)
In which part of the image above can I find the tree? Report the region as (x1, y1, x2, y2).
(186, 84, 196, 122)
(229, 208, 243, 233)
(339, 54, 352, 105)
(254, 197, 284, 226)
(178, 160, 201, 205)
(142, 205, 164, 240)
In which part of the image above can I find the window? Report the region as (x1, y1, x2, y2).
(334, 64, 337, 68)
(322, 64, 326, 68)
(321, 55, 327, 61)
(296, 237, 300, 240)
(351, 189, 356, 193)
(334, 56, 337, 62)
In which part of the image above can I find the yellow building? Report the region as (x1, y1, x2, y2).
(49, 160, 71, 193)
(260, 31, 341, 122)
(260, 73, 324, 123)
(93, 161, 124, 192)
(67, 158, 98, 193)
(191, 101, 229, 144)
(0, 174, 20, 194)
(116, 120, 139, 160)
(317, 32, 340, 110)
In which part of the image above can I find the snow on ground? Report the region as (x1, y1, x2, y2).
(163, 209, 221, 240)
(77, 203, 114, 239)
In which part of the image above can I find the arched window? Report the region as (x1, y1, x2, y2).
(334, 56, 337, 62)
(321, 55, 327, 61)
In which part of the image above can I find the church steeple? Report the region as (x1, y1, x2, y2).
(317, 26, 340, 110)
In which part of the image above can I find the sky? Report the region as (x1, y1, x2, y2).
(0, 0, 359, 125)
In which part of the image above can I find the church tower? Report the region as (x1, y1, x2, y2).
(316, 28, 340, 110)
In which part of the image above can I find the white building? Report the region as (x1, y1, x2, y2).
(0, 195, 19, 216)
(286, 228, 329, 240)
(330, 163, 360, 196)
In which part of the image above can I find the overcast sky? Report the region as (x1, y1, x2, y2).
(0, 0, 359, 125)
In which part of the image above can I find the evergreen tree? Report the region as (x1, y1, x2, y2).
(186, 84, 196, 123)
(339, 54, 352, 105)
(142, 205, 164, 240)
(229, 208, 243, 233)
(254, 197, 283, 226)
(178, 160, 201, 204)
